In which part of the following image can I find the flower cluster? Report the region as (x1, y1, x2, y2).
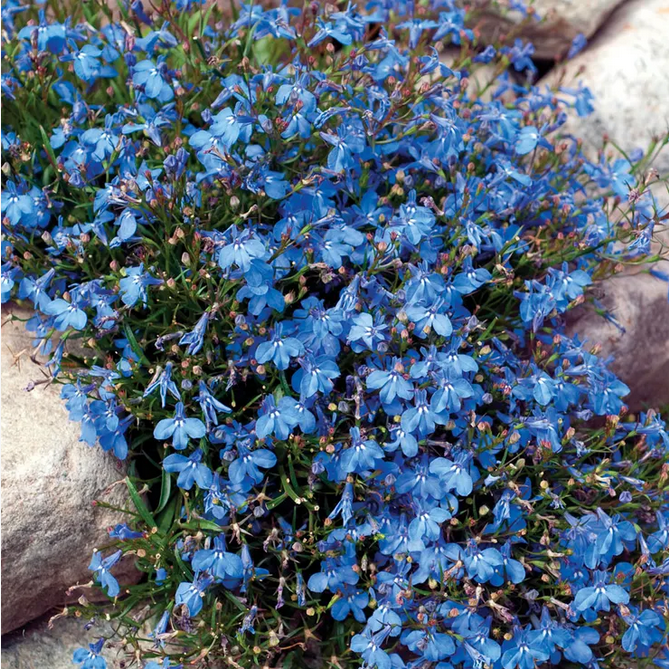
(2, 0, 668, 667)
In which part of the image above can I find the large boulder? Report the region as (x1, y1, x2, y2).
(474, 0, 626, 60)
(1, 303, 139, 634)
(541, 0, 669, 174)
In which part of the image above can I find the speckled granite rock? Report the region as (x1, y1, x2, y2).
(541, 0, 669, 174)
(1, 303, 139, 634)
(1, 614, 120, 669)
(474, 0, 626, 60)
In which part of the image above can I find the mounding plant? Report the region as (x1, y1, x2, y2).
(1, 0, 668, 667)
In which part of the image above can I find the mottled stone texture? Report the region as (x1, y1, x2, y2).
(1, 304, 139, 634)
(567, 271, 669, 411)
(474, 0, 626, 60)
(1, 614, 119, 669)
(541, 0, 669, 174)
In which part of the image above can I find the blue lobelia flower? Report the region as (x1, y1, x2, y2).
(191, 535, 243, 582)
(366, 359, 414, 405)
(350, 628, 393, 669)
(89, 549, 122, 597)
(73, 639, 107, 669)
(340, 427, 384, 474)
(179, 311, 211, 355)
(621, 606, 663, 653)
(132, 59, 169, 99)
(331, 585, 369, 623)
(143, 362, 181, 408)
(44, 297, 87, 331)
(405, 297, 452, 339)
(501, 626, 550, 669)
(163, 449, 212, 491)
(195, 380, 231, 428)
(175, 572, 214, 617)
(292, 355, 340, 398)
(308, 558, 359, 593)
(402, 627, 455, 662)
(119, 264, 162, 307)
(255, 323, 304, 370)
(153, 402, 206, 450)
(228, 443, 277, 485)
(401, 388, 447, 438)
(572, 569, 630, 612)
(255, 395, 300, 440)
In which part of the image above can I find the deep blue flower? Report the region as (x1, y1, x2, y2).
(175, 573, 214, 616)
(73, 639, 107, 669)
(163, 449, 212, 490)
(192, 535, 243, 581)
(255, 324, 304, 370)
(153, 402, 206, 450)
(44, 297, 87, 331)
(143, 362, 181, 408)
(572, 569, 630, 612)
(89, 550, 122, 598)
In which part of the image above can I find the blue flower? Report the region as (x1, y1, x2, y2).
(255, 395, 300, 440)
(218, 229, 266, 271)
(89, 549, 122, 598)
(179, 311, 211, 355)
(405, 297, 452, 338)
(228, 444, 277, 484)
(501, 627, 550, 669)
(331, 585, 369, 622)
(366, 361, 414, 406)
(163, 449, 212, 490)
(292, 355, 340, 398)
(119, 265, 162, 307)
(195, 380, 231, 428)
(192, 535, 243, 581)
(348, 312, 388, 350)
(429, 451, 477, 496)
(255, 324, 304, 370)
(401, 388, 447, 438)
(73, 639, 106, 669)
(132, 59, 169, 99)
(153, 402, 206, 450)
(308, 558, 359, 593)
(621, 607, 663, 653)
(340, 426, 384, 474)
(452, 256, 492, 294)
(44, 297, 87, 331)
(402, 627, 455, 662)
(350, 629, 392, 669)
(572, 569, 630, 612)
(143, 362, 181, 408)
(175, 573, 214, 616)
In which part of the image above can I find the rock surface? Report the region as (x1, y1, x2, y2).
(1, 614, 119, 669)
(1, 303, 139, 634)
(541, 0, 669, 174)
(567, 270, 669, 411)
(474, 0, 625, 60)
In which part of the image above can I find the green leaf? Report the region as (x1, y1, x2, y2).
(156, 467, 172, 514)
(157, 496, 177, 535)
(125, 477, 157, 528)
(38, 125, 58, 169)
(123, 324, 151, 366)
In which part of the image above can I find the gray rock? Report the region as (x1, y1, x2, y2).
(1, 304, 139, 634)
(1, 614, 120, 669)
(566, 270, 669, 411)
(541, 0, 669, 174)
(474, 0, 625, 60)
